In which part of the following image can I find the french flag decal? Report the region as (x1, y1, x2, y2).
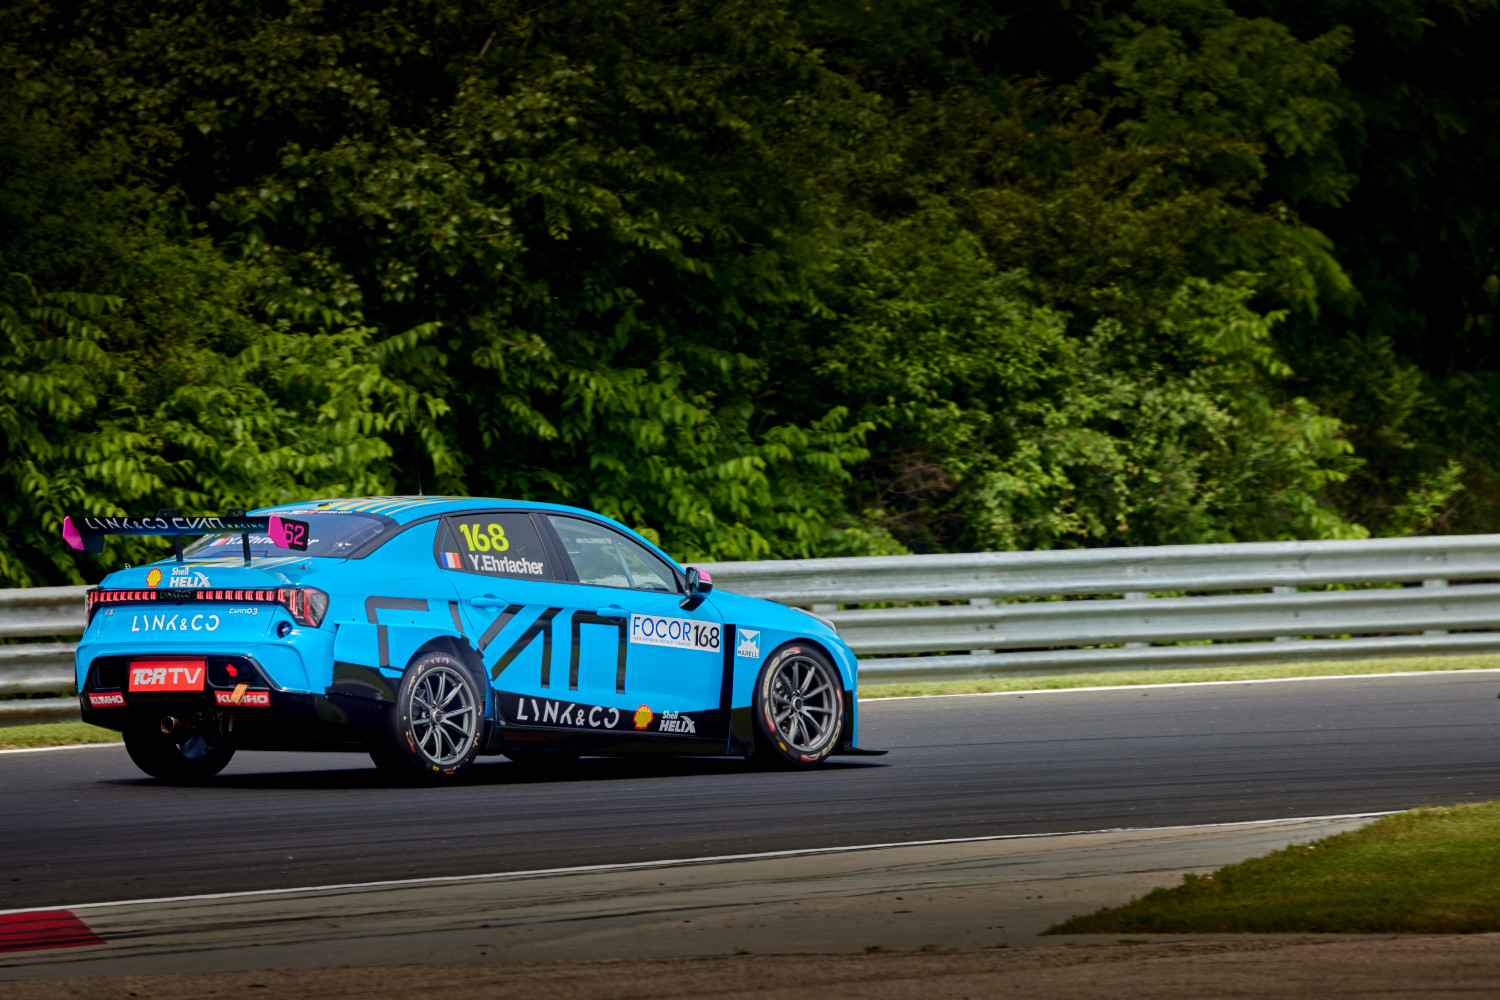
(441, 552, 462, 569)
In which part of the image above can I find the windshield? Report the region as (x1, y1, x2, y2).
(183, 512, 395, 561)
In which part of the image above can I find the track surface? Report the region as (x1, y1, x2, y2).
(5, 672, 1500, 911)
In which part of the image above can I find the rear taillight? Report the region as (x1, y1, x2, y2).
(277, 587, 329, 628)
(85, 585, 329, 627)
(86, 588, 164, 619)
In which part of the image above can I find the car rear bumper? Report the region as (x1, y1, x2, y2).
(75, 639, 384, 751)
(79, 687, 387, 751)
(75, 626, 337, 694)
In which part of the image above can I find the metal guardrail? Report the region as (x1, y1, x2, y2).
(701, 534, 1500, 683)
(0, 586, 87, 726)
(5, 535, 1500, 726)
(701, 535, 1500, 605)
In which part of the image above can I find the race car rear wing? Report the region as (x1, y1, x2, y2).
(62, 509, 309, 564)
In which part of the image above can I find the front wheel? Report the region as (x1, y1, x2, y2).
(752, 644, 845, 768)
(123, 725, 235, 784)
(372, 652, 483, 784)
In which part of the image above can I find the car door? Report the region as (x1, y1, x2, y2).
(436, 510, 626, 735)
(543, 514, 725, 741)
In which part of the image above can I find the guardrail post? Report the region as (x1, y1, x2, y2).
(1423, 578, 1449, 635)
(970, 597, 995, 655)
(1124, 592, 1147, 648)
(1273, 586, 1296, 642)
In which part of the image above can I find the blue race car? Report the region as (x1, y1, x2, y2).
(66, 497, 876, 783)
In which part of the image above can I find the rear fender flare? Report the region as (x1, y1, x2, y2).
(330, 621, 467, 701)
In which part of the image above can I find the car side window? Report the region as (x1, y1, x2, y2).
(438, 513, 556, 581)
(546, 515, 679, 593)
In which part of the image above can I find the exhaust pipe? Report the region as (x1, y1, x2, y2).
(160, 716, 187, 735)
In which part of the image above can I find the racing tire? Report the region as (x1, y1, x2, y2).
(374, 651, 484, 784)
(123, 725, 235, 784)
(752, 643, 845, 768)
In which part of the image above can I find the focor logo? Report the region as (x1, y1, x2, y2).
(145, 568, 163, 588)
(629, 614, 719, 651)
(128, 660, 205, 692)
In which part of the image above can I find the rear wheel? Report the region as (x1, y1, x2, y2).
(123, 725, 235, 784)
(752, 644, 845, 768)
(372, 652, 483, 784)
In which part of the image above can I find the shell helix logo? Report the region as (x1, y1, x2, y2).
(633, 705, 654, 730)
(145, 568, 163, 588)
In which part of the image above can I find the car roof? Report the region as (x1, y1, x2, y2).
(251, 496, 684, 569)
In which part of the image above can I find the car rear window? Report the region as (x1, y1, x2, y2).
(183, 512, 396, 561)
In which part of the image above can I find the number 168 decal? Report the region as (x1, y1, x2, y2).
(458, 522, 509, 552)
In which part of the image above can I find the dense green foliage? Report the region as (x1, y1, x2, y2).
(2, 0, 1496, 583)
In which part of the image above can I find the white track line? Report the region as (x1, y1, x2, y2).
(0, 742, 122, 755)
(865, 667, 1500, 702)
(0, 811, 1390, 918)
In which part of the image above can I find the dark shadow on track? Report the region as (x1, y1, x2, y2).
(99, 755, 885, 791)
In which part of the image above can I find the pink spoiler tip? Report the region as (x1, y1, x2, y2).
(267, 515, 289, 549)
(61, 516, 84, 551)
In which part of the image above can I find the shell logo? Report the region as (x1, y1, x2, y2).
(145, 568, 163, 588)
(633, 705, 654, 730)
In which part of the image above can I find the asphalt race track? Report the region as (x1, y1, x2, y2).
(5, 671, 1500, 913)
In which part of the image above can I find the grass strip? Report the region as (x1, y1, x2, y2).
(1047, 803, 1500, 934)
(860, 653, 1500, 699)
(0, 721, 119, 750)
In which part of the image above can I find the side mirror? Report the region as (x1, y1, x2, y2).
(680, 566, 714, 610)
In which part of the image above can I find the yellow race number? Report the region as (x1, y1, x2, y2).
(458, 521, 510, 553)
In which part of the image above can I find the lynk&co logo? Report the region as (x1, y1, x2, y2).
(506, 695, 700, 736)
(130, 613, 220, 633)
(513, 696, 623, 729)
